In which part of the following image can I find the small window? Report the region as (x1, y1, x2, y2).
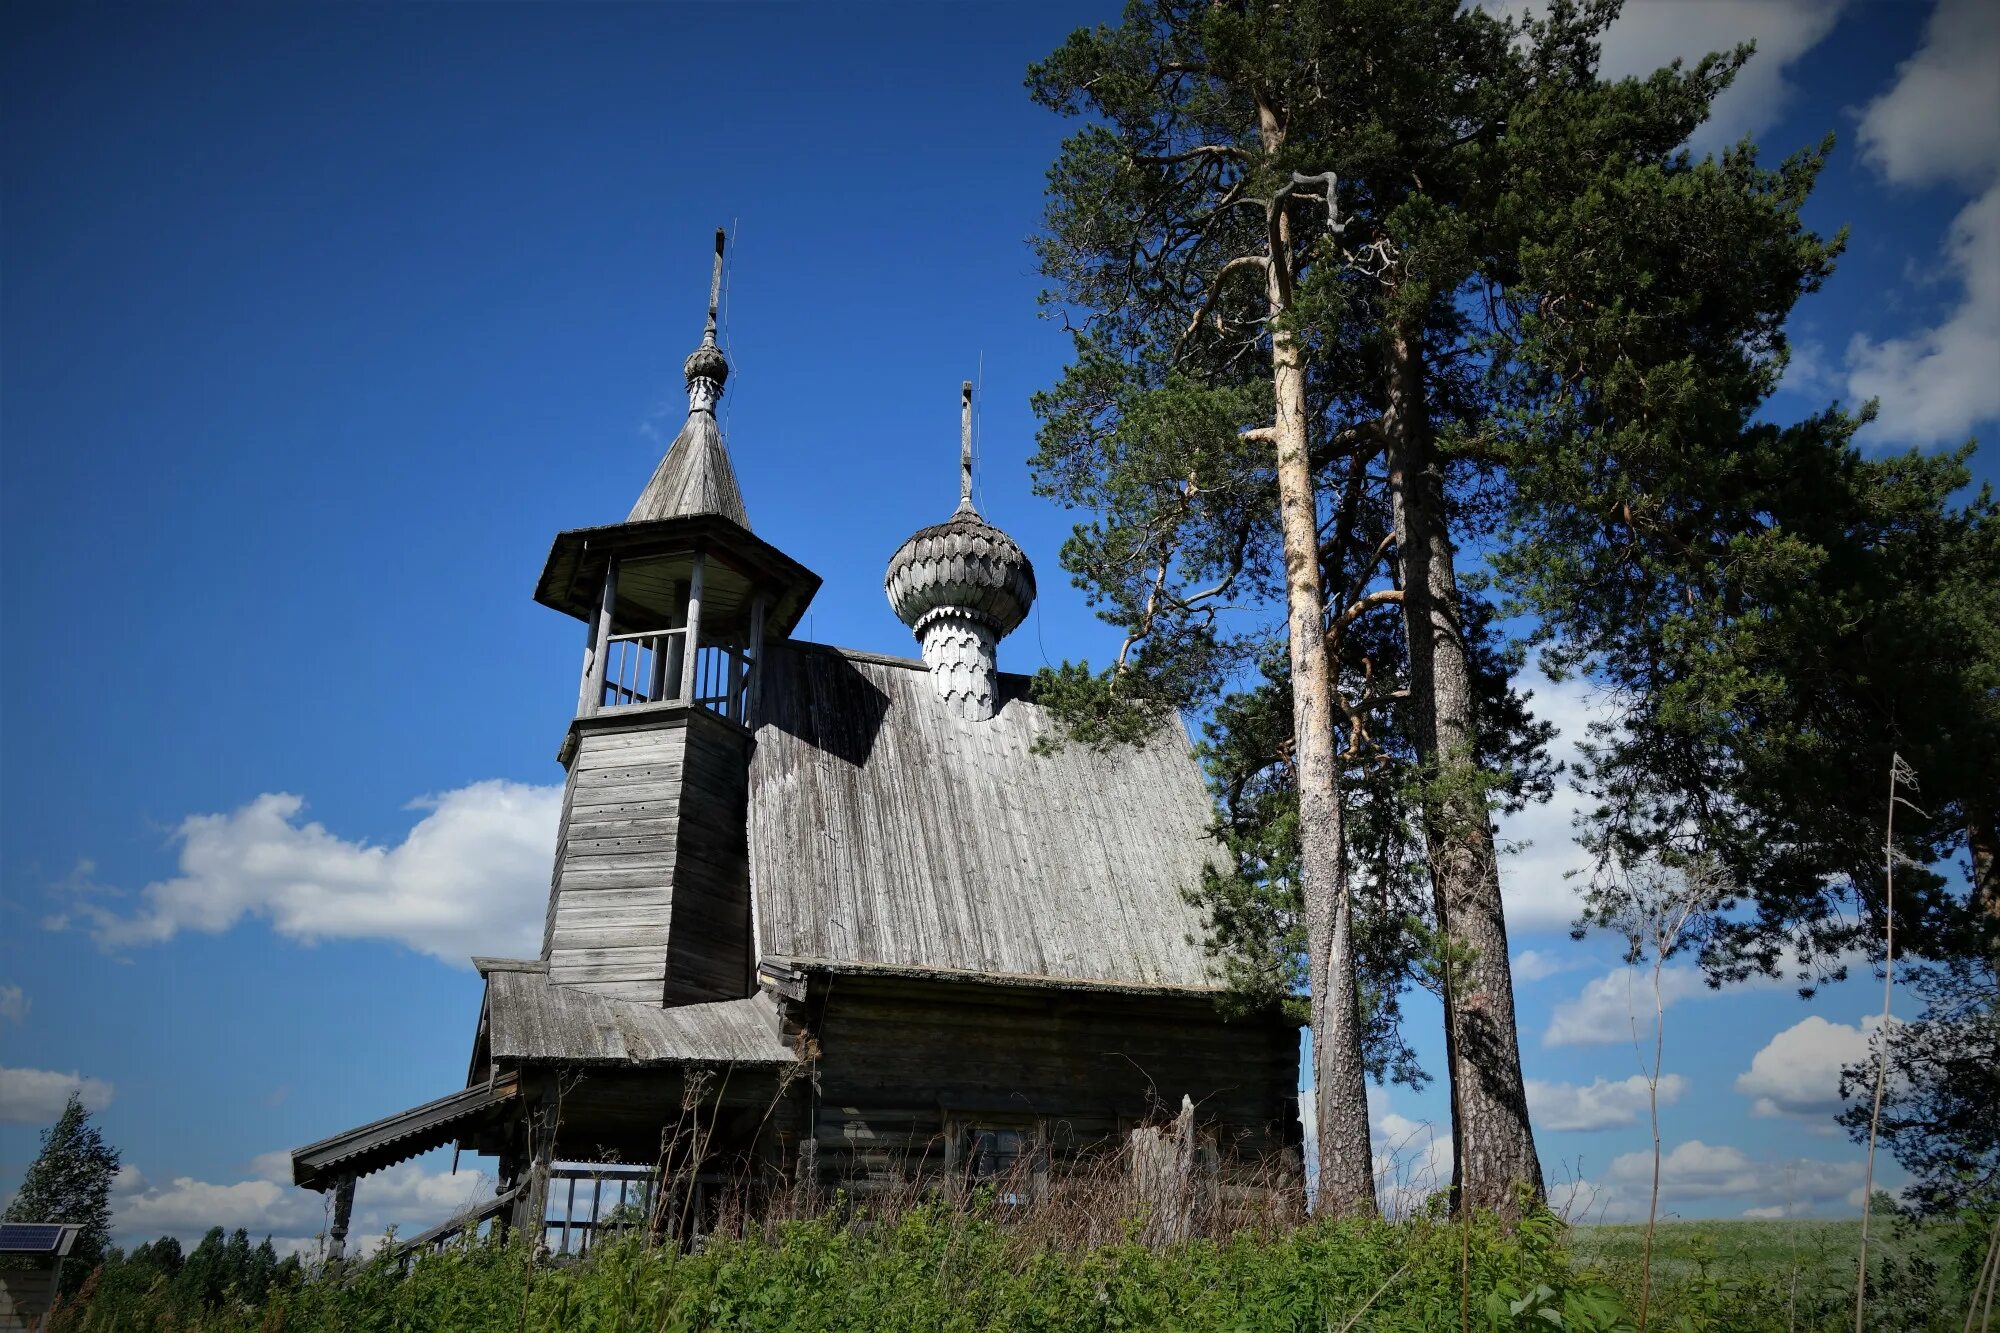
(963, 1126, 1029, 1181)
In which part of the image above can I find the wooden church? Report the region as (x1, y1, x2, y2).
(290, 235, 1303, 1255)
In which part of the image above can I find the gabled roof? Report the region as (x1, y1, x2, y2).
(747, 643, 1224, 992)
(628, 406, 749, 528)
(485, 968, 795, 1066)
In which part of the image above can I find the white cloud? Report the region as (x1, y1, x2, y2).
(1368, 1087, 1454, 1219)
(55, 781, 562, 967)
(1490, 0, 1849, 147)
(1742, 1203, 1789, 1218)
(1527, 1073, 1687, 1131)
(0, 1066, 115, 1124)
(0, 985, 24, 1025)
(1512, 948, 1584, 983)
(1495, 672, 1617, 932)
(1604, 1139, 1863, 1207)
(1541, 944, 1863, 1048)
(1855, 0, 2000, 192)
(1736, 1013, 1883, 1120)
(112, 1151, 493, 1257)
(1542, 964, 1711, 1047)
(1845, 0, 2000, 446)
(1847, 183, 2000, 446)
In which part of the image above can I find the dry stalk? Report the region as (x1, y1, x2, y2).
(1857, 753, 1920, 1333)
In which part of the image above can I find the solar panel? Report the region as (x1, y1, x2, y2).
(0, 1222, 68, 1253)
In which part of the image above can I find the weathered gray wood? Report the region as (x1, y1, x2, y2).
(1127, 1097, 1210, 1245)
(327, 1176, 356, 1261)
(486, 970, 792, 1065)
(748, 643, 1225, 991)
(0, 1266, 58, 1331)
(678, 553, 705, 705)
(746, 595, 767, 720)
(292, 1076, 522, 1191)
(584, 560, 620, 719)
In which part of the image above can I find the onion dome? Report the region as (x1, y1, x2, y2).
(884, 506, 1036, 638)
(885, 383, 1035, 721)
(683, 332, 729, 391)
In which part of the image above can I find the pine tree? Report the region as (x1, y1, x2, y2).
(3, 1091, 121, 1276)
(1024, 0, 1921, 1215)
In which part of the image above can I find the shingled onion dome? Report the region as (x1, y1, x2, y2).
(886, 382, 1036, 721)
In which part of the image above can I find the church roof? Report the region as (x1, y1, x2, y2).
(748, 642, 1224, 993)
(484, 967, 795, 1066)
(627, 228, 750, 529)
(627, 405, 749, 528)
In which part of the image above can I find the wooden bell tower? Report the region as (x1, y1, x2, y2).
(530, 231, 819, 1006)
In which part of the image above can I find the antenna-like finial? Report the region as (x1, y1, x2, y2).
(958, 380, 975, 512)
(682, 229, 731, 404)
(702, 228, 725, 348)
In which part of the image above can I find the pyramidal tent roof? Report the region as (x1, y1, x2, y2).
(627, 227, 749, 529)
(628, 405, 749, 527)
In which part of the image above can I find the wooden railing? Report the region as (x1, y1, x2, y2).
(381, 1186, 519, 1272)
(598, 635, 752, 725)
(541, 1165, 657, 1257)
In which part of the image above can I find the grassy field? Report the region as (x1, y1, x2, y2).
(1569, 1216, 1983, 1330)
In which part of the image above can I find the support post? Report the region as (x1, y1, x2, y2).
(678, 553, 706, 706)
(327, 1175, 356, 1262)
(576, 607, 601, 717)
(585, 560, 620, 717)
(518, 1106, 557, 1255)
(662, 579, 687, 702)
(746, 595, 767, 723)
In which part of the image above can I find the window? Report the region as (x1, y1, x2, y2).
(950, 1118, 1046, 1204)
(962, 1126, 1029, 1181)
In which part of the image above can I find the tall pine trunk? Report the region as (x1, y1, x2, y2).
(1260, 97, 1376, 1217)
(1384, 328, 1543, 1214)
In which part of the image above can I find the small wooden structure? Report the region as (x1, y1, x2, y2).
(291, 233, 1302, 1250)
(0, 1223, 81, 1332)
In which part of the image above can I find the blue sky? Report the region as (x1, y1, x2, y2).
(2, 0, 1994, 1252)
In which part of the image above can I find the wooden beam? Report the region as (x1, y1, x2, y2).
(678, 554, 705, 706)
(327, 1176, 356, 1262)
(585, 559, 620, 718)
(747, 595, 767, 722)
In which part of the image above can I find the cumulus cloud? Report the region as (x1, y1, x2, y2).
(1527, 1073, 1688, 1131)
(1542, 944, 1863, 1048)
(1512, 949, 1585, 984)
(1542, 965, 1712, 1047)
(1846, 0, 2000, 446)
(1855, 0, 2000, 191)
(112, 1150, 493, 1257)
(1736, 1013, 1884, 1121)
(1495, 671, 1618, 932)
(1490, 0, 1849, 147)
(0, 1066, 115, 1124)
(1604, 1139, 1863, 1208)
(0, 984, 24, 1025)
(52, 781, 561, 967)
(1369, 1088, 1454, 1219)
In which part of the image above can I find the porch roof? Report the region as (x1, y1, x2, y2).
(290, 1072, 520, 1191)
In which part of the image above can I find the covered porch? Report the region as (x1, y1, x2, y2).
(290, 959, 803, 1258)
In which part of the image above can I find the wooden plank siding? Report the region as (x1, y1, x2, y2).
(543, 707, 754, 1006)
(801, 977, 1300, 1188)
(664, 712, 754, 1003)
(543, 716, 689, 1002)
(0, 1269, 56, 1332)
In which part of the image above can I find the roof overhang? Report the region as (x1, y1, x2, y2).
(759, 954, 1240, 1002)
(290, 1072, 521, 1191)
(534, 513, 821, 639)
